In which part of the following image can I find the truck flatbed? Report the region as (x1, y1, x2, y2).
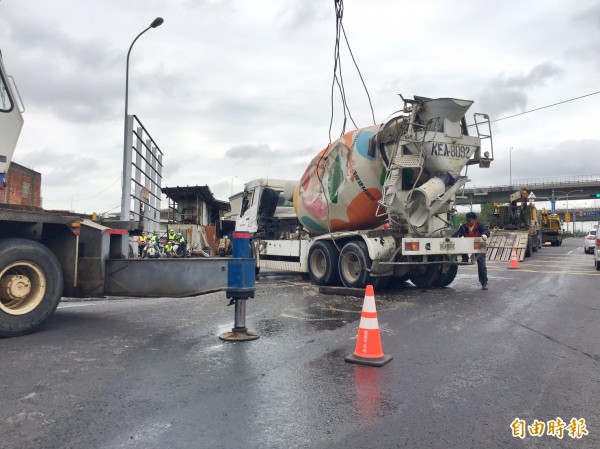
(486, 231, 529, 261)
(0, 204, 78, 224)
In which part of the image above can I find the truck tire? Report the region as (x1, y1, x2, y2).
(435, 264, 458, 288)
(525, 238, 533, 257)
(0, 239, 63, 337)
(338, 240, 389, 290)
(308, 240, 340, 286)
(388, 272, 411, 288)
(409, 264, 441, 289)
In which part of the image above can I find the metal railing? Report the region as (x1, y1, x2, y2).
(465, 174, 600, 193)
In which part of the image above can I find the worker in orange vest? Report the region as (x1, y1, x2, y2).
(453, 212, 491, 290)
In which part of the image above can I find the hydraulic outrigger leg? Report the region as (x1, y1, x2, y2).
(219, 232, 259, 341)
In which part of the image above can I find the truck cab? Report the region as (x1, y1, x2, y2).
(236, 178, 300, 238)
(0, 51, 24, 187)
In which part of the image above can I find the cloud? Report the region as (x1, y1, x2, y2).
(17, 147, 111, 186)
(2, 0, 597, 214)
(226, 144, 276, 159)
(2, 20, 122, 122)
(477, 62, 564, 119)
(566, 4, 600, 69)
(280, 2, 329, 29)
(573, 3, 600, 28)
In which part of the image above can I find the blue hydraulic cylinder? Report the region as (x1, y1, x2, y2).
(226, 232, 255, 299)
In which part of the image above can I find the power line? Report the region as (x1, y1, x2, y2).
(43, 174, 122, 205)
(489, 90, 600, 124)
(100, 204, 121, 215)
(72, 174, 122, 202)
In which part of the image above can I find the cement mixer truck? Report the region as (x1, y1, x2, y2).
(236, 95, 494, 289)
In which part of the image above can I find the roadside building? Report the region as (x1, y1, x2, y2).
(0, 161, 42, 207)
(161, 185, 230, 254)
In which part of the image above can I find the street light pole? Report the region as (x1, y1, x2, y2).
(509, 147, 513, 186)
(70, 193, 79, 212)
(230, 176, 239, 196)
(120, 17, 164, 220)
(554, 189, 583, 234)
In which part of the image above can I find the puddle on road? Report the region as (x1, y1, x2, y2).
(255, 274, 467, 337)
(257, 284, 420, 334)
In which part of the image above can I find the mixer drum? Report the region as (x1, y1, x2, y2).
(294, 125, 387, 235)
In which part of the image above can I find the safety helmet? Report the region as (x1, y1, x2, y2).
(176, 233, 182, 238)
(169, 229, 174, 233)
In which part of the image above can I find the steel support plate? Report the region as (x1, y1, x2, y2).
(105, 258, 228, 297)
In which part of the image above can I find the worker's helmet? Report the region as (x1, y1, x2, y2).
(141, 231, 146, 235)
(176, 233, 182, 239)
(169, 229, 174, 233)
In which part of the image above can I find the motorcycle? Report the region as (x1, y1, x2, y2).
(142, 240, 163, 259)
(172, 241, 187, 258)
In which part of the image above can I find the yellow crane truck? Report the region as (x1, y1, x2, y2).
(540, 208, 563, 246)
(487, 189, 541, 261)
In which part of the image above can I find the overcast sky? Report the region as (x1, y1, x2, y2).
(1, 0, 599, 215)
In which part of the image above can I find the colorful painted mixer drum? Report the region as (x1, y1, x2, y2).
(293, 125, 387, 236)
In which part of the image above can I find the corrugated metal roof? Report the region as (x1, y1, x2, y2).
(161, 185, 230, 211)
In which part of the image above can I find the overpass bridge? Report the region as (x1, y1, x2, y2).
(552, 207, 600, 228)
(456, 174, 600, 209)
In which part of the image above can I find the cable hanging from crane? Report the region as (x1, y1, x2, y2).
(328, 0, 376, 144)
(318, 0, 379, 273)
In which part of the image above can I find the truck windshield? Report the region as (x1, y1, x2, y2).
(0, 72, 13, 112)
(277, 192, 293, 208)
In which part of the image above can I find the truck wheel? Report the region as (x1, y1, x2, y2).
(435, 264, 458, 288)
(409, 264, 441, 288)
(338, 241, 389, 290)
(308, 240, 340, 286)
(0, 239, 63, 337)
(525, 239, 533, 257)
(388, 272, 411, 287)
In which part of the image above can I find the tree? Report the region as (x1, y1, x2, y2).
(478, 202, 495, 225)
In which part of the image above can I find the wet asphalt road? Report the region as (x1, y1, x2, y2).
(1, 237, 599, 449)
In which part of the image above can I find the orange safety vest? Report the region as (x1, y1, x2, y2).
(463, 222, 483, 237)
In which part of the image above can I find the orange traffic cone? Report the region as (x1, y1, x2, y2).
(508, 248, 520, 269)
(345, 285, 392, 367)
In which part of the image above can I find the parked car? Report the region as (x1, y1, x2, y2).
(594, 223, 600, 270)
(584, 229, 597, 254)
